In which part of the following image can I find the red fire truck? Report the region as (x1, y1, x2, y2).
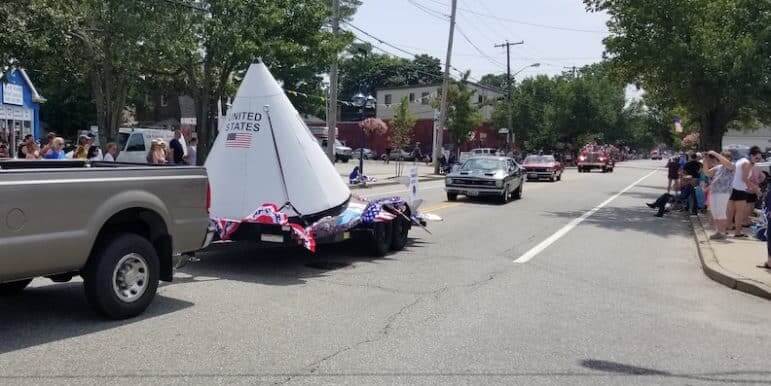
(577, 146, 615, 173)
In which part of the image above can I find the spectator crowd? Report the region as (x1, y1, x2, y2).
(646, 146, 771, 270)
(0, 128, 197, 166)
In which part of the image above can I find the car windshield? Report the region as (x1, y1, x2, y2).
(524, 155, 555, 164)
(117, 133, 130, 149)
(461, 158, 505, 171)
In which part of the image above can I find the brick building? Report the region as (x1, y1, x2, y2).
(331, 82, 504, 157)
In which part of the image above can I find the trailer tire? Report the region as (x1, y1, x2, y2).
(0, 279, 33, 296)
(391, 218, 410, 251)
(84, 233, 160, 320)
(372, 222, 393, 257)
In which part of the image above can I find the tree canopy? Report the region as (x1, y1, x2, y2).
(0, 0, 194, 145)
(490, 63, 670, 152)
(338, 44, 442, 99)
(1, 0, 353, 163)
(584, 0, 771, 150)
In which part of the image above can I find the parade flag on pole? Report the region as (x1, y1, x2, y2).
(674, 116, 683, 133)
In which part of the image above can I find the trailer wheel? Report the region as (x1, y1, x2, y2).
(391, 218, 410, 251)
(0, 279, 33, 296)
(372, 221, 393, 257)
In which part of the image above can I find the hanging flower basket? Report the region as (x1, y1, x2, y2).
(359, 118, 388, 137)
(682, 132, 700, 149)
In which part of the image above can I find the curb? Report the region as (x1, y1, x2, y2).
(348, 175, 445, 190)
(689, 215, 771, 300)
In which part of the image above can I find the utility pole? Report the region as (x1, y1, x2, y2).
(433, 0, 458, 174)
(564, 66, 577, 78)
(494, 40, 524, 145)
(326, 0, 340, 162)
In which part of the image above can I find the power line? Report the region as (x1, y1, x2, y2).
(406, 0, 449, 21)
(343, 22, 495, 88)
(456, 25, 507, 70)
(416, 0, 608, 34)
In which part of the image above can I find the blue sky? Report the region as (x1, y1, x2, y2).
(349, 0, 611, 81)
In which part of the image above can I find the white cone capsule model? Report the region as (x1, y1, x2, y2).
(205, 61, 350, 221)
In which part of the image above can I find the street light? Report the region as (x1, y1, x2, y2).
(352, 92, 376, 175)
(506, 63, 540, 146)
(513, 62, 540, 78)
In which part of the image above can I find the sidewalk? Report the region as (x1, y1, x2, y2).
(335, 159, 444, 189)
(690, 214, 771, 300)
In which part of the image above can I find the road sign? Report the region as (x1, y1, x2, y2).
(3, 83, 23, 105)
(408, 166, 419, 205)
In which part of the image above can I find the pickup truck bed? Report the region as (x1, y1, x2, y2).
(0, 160, 212, 319)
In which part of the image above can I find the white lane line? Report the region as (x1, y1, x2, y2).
(513, 169, 659, 264)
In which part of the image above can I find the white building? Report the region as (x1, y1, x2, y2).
(722, 125, 771, 151)
(375, 82, 502, 122)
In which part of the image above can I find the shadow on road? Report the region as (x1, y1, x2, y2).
(0, 238, 425, 355)
(581, 359, 771, 384)
(545, 205, 693, 238)
(619, 190, 662, 201)
(177, 236, 426, 287)
(0, 283, 192, 354)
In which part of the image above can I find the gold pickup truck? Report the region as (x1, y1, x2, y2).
(0, 160, 213, 319)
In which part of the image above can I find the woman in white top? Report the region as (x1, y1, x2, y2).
(728, 146, 764, 237)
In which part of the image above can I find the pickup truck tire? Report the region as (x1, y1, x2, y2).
(447, 192, 458, 201)
(83, 233, 160, 320)
(0, 279, 33, 295)
(372, 221, 393, 257)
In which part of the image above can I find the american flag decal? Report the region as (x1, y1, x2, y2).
(225, 132, 252, 148)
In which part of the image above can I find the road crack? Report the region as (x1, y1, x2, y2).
(281, 269, 509, 384)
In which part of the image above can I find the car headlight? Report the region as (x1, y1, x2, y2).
(496, 179, 503, 187)
(446, 178, 453, 185)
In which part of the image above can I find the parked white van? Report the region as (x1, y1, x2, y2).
(116, 128, 187, 163)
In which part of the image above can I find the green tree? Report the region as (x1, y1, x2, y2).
(389, 96, 416, 176)
(390, 96, 415, 152)
(445, 72, 483, 154)
(338, 44, 442, 100)
(584, 0, 771, 150)
(172, 0, 350, 163)
(479, 73, 508, 91)
(0, 0, 193, 145)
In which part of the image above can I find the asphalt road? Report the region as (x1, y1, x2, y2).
(2, 160, 770, 385)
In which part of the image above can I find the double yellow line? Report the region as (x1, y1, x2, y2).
(421, 202, 460, 213)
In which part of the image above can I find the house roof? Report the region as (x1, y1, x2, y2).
(375, 83, 442, 92)
(0, 68, 46, 103)
(376, 81, 502, 95)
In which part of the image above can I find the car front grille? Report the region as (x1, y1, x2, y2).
(452, 178, 496, 186)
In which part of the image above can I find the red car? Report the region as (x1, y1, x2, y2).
(522, 154, 564, 182)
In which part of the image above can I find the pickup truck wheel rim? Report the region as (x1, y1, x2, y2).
(112, 253, 149, 303)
